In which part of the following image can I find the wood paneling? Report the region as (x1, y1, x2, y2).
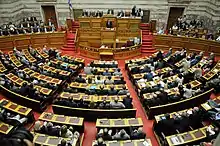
(153, 35, 220, 56)
(0, 32, 66, 51)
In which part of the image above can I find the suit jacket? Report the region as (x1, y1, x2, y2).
(123, 97, 133, 108)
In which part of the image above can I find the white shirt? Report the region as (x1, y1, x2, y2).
(216, 36, 220, 41)
(183, 88, 192, 98)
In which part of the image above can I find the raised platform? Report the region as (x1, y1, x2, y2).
(79, 44, 141, 60)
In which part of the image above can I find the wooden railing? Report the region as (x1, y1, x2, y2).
(152, 34, 220, 55)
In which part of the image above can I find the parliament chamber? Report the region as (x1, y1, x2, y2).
(0, 1, 220, 146)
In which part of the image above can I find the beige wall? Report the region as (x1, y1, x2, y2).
(0, 0, 219, 31)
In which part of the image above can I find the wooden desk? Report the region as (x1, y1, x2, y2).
(202, 61, 220, 81)
(42, 65, 71, 76)
(165, 125, 212, 146)
(33, 133, 78, 146)
(96, 118, 143, 128)
(59, 92, 126, 102)
(51, 59, 78, 71)
(70, 82, 127, 90)
(0, 85, 45, 112)
(92, 60, 118, 67)
(99, 51, 114, 60)
(132, 67, 172, 80)
(5, 73, 52, 95)
(201, 96, 220, 111)
(0, 99, 33, 116)
(22, 49, 37, 63)
(0, 60, 7, 73)
(52, 104, 136, 121)
(0, 121, 14, 135)
(147, 89, 213, 119)
(23, 68, 62, 85)
(80, 74, 121, 81)
(39, 112, 84, 132)
(35, 47, 49, 58)
(8, 51, 23, 67)
(61, 55, 85, 65)
(92, 139, 152, 146)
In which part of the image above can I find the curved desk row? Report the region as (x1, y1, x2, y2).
(146, 89, 213, 119)
(0, 32, 66, 51)
(0, 85, 47, 112)
(52, 104, 136, 121)
(153, 35, 220, 56)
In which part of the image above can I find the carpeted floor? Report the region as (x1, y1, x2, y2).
(2, 49, 219, 146)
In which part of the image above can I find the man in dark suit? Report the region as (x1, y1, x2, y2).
(108, 86, 117, 95)
(131, 6, 136, 16)
(123, 94, 133, 108)
(154, 114, 175, 136)
(46, 122, 60, 136)
(75, 75, 86, 83)
(20, 82, 29, 96)
(114, 77, 126, 84)
(106, 20, 113, 28)
(97, 85, 108, 95)
(130, 127, 146, 139)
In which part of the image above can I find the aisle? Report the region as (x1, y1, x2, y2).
(118, 60, 159, 146)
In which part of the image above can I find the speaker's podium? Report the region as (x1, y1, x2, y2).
(99, 48, 113, 60)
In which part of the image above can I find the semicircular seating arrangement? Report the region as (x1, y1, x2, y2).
(0, 27, 220, 146)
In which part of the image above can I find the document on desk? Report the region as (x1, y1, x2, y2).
(203, 103, 211, 110)
(170, 136, 182, 145)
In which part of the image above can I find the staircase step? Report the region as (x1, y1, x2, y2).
(142, 45, 152, 48)
(61, 47, 75, 51)
(141, 47, 155, 50)
(142, 42, 152, 45)
(67, 43, 75, 46)
(141, 50, 156, 53)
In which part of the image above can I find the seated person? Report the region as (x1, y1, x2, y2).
(97, 85, 108, 95)
(58, 139, 72, 146)
(122, 93, 133, 108)
(95, 76, 104, 84)
(112, 129, 130, 140)
(104, 76, 114, 85)
(118, 85, 129, 95)
(97, 128, 112, 140)
(113, 68, 122, 76)
(108, 86, 117, 95)
(103, 69, 111, 76)
(114, 77, 126, 84)
(183, 83, 193, 99)
(60, 125, 73, 138)
(193, 64, 202, 79)
(110, 97, 125, 109)
(46, 122, 61, 136)
(130, 127, 146, 139)
(75, 75, 86, 83)
(33, 121, 47, 133)
(93, 137, 106, 146)
(98, 99, 110, 109)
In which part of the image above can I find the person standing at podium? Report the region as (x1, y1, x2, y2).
(106, 20, 113, 28)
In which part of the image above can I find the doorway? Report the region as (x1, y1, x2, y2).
(142, 10, 150, 23)
(166, 7, 185, 30)
(41, 5, 58, 28)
